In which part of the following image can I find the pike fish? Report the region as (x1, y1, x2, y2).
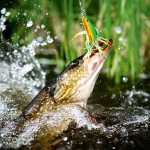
(14, 39, 113, 146)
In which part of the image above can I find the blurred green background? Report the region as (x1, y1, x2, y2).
(0, 0, 150, 84)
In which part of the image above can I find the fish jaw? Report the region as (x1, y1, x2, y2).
(74, 52, 108, 107)
(82, 39, 113, 81)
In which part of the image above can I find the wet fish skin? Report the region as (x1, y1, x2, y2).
(5, 39, 113, 149)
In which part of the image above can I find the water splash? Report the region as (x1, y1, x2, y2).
(0, 8, 10, 32)
(27, 20, 33, 27)
(0, 104, 100, 148)
(0, 15, 6, 32)
(0, 8, 51, 148)
(123, 90, 150, 107)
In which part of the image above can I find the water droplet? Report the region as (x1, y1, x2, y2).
(27, 20, 33, 27)
(23, 12, 27, 16)
(118, 37, 123, 41)
(0, 143, 2, 148)
(122, 77, 128, 82)
(97, 140, 102, 144)
(54, 36, 58, 39)
(1, 8, 6, 14)
(111, 94, 116, 99)
(0, 16, 6, 31)
(37, 36, 43, 42)
(5, 12, 10, 16)
(63, 137, 68, 141)
(121, 127, 126, 133)
(145, 124, 148, 128)
(41, 24, 45, 29)
(36, 25, 40, 29)
(144, 98, 148, 102)
(130, 140, 134, 145)
(47, 35, 53, 43)
(115, 26, 122, 34)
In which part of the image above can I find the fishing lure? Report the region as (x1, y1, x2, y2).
(72, 0, 112, 70)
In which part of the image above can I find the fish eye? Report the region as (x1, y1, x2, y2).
(70, 60, 79, 69)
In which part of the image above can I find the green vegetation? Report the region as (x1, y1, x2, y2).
(1, 0, 150, 84)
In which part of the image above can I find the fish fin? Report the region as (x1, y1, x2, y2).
(49, 88, 57, 104)
(77, 105, 98, 125)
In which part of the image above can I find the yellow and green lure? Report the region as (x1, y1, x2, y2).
(72, 0, 112, 70)
(72, 15, 98, 43)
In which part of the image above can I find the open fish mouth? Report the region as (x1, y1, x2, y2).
(83, 39, 113, 73)
(71, 39, 113, 107)
(89, 39, 113, 57)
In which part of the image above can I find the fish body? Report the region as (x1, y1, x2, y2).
(18, 39, 113, 124)
(13, 40, 113, 148)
